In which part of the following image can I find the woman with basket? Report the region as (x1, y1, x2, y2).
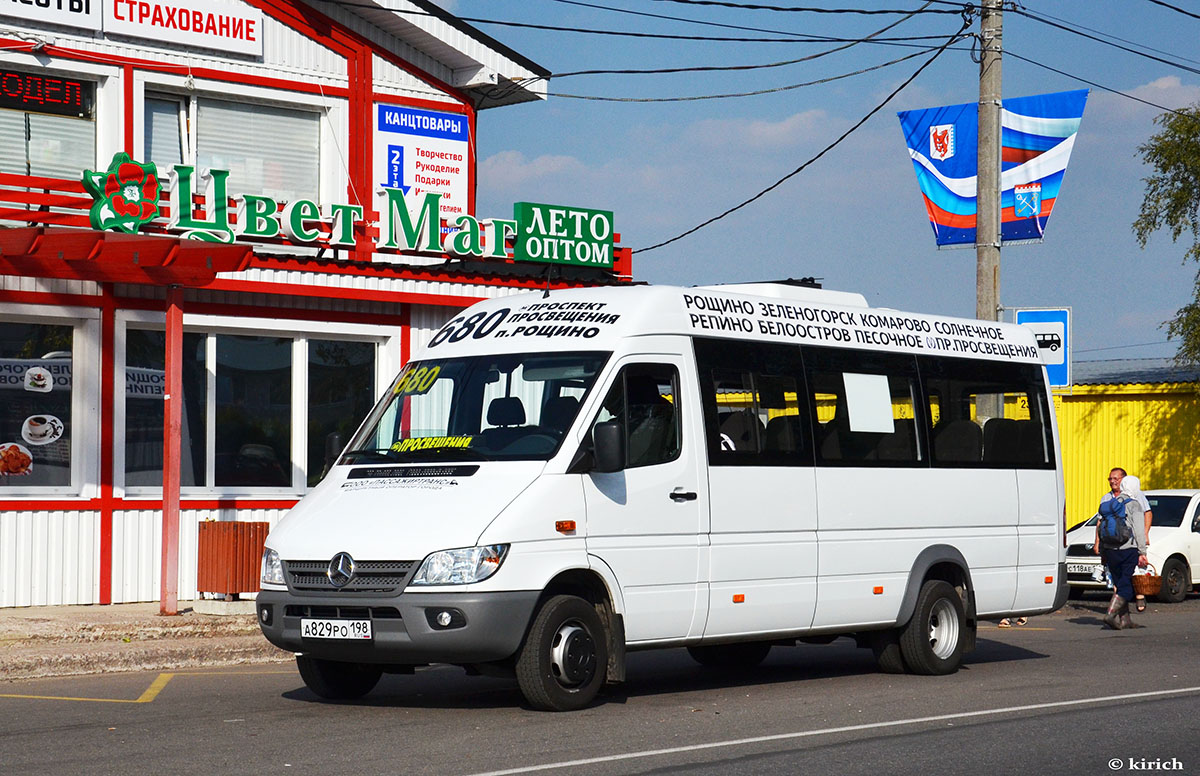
(1097, 475, 1149, 630)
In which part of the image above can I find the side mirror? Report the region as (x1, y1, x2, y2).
(592, 420, 625, 473)
(322, 432, 344, 476)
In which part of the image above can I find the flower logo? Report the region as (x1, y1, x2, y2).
(82, 152, 161, 234)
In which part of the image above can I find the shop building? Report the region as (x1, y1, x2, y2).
(1057, 359, 1200, 528)
(0, 1, 631, 608)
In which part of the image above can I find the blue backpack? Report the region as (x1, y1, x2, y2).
(1097, 495, 1134, 549)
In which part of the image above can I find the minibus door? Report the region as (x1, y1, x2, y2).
(583, 358, 707, 643)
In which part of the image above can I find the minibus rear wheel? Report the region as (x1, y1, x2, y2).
(516, 595, 609, 711)
(296, 656, 382, 700)
(898, 580, 966, 675)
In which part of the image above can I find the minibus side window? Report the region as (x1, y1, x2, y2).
(591, 364, 681, 469)
(692, 337, 812, 466)
(802, 347, 922, 467)
(918, 356, 1054, 469)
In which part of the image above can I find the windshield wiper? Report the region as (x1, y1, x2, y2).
(390, 446, 488, 462)
(341, 448, 401, 463)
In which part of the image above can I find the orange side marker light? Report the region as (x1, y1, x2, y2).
(1045, 576, 1054, 584)
(873, 586, 884, 595)
(555, 520, 576, 534)
(732, 594, 745, 604)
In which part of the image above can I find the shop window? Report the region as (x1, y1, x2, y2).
(0, 322, 74, 488)
(0, 69, 95, 181)
(120, 324, 381, 494)
(0, 110, 93, 178)
(196, 99, 319, 203)
(307, 340, 375, 486)
(215, 335, 293, 488)
(123, 329, 207, 488)
(144, 96, 186, 175)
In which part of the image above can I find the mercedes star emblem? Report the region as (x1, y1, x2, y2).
(327, 552, 356, 588)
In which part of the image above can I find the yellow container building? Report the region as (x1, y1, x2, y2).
(1056, 359, 1200, 530)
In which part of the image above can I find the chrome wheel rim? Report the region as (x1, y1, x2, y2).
(928, 598, 960, 660)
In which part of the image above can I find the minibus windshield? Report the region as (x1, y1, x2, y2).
(342, 351, 609, 464)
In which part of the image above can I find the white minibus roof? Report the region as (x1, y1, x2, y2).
(416, 283, 1042, 365)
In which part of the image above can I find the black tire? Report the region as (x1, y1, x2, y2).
(1157, 558, 1191, 603)
(516, 595, 608, 712)
(296, 656, 382, 700)
(687, 641, 772, 670)
(899, 580, 966, 676)
(1067, 586, 1085, 601)
(869, 629, 907, 674)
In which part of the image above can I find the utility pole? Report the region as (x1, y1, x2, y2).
(976, 0, 1002, 324)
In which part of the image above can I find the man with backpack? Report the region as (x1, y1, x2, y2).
(1095, 471, 1149, 629)
(1095, 468, 1154, 611)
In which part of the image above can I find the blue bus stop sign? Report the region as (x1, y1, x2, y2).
(1014, 308, 1071, 388)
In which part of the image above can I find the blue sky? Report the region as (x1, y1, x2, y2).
(437, 1, 1200, 362)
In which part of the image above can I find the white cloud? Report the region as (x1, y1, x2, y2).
(478, 150, 589, 187)
(1089, 76, 1200, 124)
(683, 110, 828, 151)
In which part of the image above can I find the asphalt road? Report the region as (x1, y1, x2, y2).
(2, 592, 1198, 776)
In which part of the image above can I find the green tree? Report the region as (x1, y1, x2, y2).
(1134, 105, 1200, 366)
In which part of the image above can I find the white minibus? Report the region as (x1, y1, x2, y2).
(257, 282, 1068, 710)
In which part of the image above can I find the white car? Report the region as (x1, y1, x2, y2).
(1065, 489, 1200, 602)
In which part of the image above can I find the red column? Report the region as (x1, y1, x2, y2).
(98, 287, 117, 604)
(160, 285, 183, 615)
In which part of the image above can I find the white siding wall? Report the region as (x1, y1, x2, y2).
(110, 508, 291, 604)
(0, 1, 347, 89)
(0, 509, 100, 607)
(409, 303, 463, 357)
(0, 275, 100, 296)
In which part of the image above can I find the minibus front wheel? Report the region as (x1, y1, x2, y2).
(516, 595, 609, 711)
(295, 656, 382, 700)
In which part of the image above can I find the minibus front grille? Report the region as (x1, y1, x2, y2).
(283, 560, 418, 595)
(284, 605, 402, 619)
(1065, 544, 1096, 557)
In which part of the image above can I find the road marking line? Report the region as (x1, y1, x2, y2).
(465, 686, 1200, 776)
(134, 673, 174, 703)
(986, 626, 1055, 631)
(0, 673, 175, 704)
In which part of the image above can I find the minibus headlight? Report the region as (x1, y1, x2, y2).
(261, 547, 285, 586)
(411, 545, 509, 585)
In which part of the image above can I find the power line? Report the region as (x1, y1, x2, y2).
(1021, 6, 1200, 68)
(648, 0, 968, 14)
(1010, 7, 1200, 78)
(547, 44, 944, 101)
(1143, 0, 1200, 21)
(323, 0, 963, 45)
(636, 20, 968, 254)
(1077, 341, 1176, 354)
(473, 1, 962, 107)
(551, 0, 947, 77)
(1005, 50, 1190, 116)
(548, 0, 952, 44)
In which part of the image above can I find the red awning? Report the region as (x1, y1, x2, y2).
(0, 226, 252, 286)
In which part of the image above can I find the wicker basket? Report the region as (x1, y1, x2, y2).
(1132, 565, 1160, 597)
